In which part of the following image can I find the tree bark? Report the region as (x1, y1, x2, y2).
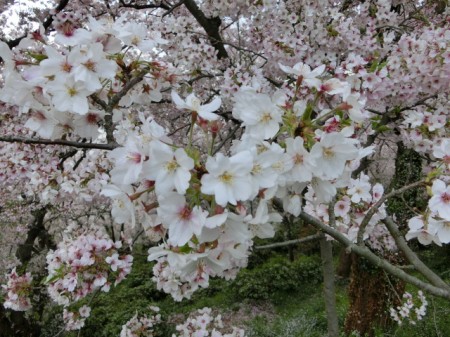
(320, 236, 339, 337)
(344, 254, 405, 337)
(345, 142, 422, 336)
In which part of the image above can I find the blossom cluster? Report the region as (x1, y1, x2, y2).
(0, 11, 169, 142)
(63, 305, 91, 331)
(119, 307, 245, 337)
(390, 291, 428, 325)
(45, 234, 132, 306)
(405, 178, 450, 246)
(120, 307, 162, 337)
(303, 172, 395, 251)
(0, 0, 448, 325)
(174, 307, 245, 337)
(103, 58, 395, 300)
(2, 268, 33, 311)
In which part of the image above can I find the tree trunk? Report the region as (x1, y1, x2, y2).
(344, 253, 404, 336)
(320, 237, 339, 337)
(336, 249, 352, 278)
(344, 141, 422, 336)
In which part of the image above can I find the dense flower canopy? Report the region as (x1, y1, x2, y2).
(0, 0, 448, 334)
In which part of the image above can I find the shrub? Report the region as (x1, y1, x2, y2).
(230, 255, 322, 301)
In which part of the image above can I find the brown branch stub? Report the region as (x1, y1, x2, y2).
(0, 136, 118, 150)
(183, 0, 228, 59)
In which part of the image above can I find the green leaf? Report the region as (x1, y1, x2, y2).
(27, 52, 48, 62)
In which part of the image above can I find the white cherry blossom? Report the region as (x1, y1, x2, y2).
(310, 131, 359, 180)
(429, 179, 450, 220)
(157, 193, 208, 246)
(279, 62, 325, 88)
(201, 151, 253, 206)
(232, 88, 283, 140)
(146, 141, 194, 195)
(172, 91, 222, 121)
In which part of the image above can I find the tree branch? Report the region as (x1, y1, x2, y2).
(118, 0, 170, 11)
(352, 95, 437, 178)
(255, 233, 322, 249)
(162, 0, 184, 17)
(357, 180, 427, 244)
(0, 136, 118, 150)
(382, 216, 450, 291)
(103, 68, 149, 143)
(15, 206, 50, 265)
(298, 211, 450, 300)
(183, 0, 228, 59)
(212, 124, 240, 155)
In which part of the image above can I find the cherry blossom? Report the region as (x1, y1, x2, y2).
(146, 141, 194, 195)
(279, 62, 325, 88)
(2, 268, 33, 311)
(157, 192, 208, 246)
(201, 151, 254, 206)
(172, 91, 222, 121)
(232, 88, 283, 140)
(429, 179, 450, 220)
(0, 1, 449, 331)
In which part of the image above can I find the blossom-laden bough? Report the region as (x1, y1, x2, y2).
(0, 0, 448, 335)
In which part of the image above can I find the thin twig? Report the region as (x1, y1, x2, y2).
(162, 0, 185, 17)
(212, 124, 240, 155)
(0, 136, 118, 150)
(255, 233, 322, 249)
(356, 180, 426, 245)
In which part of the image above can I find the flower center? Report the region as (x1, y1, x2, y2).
(441, 192, 450, 204)
(86, 113, 99, 124)
(252, 164, 262, 174)
(83, 60, 96, 72)
(127, 153, 142, 164)
(61, 61, 72, 73)
(191, 98, 201, 112)
(131, 36, 141, 46)
(293, 153, 303, 165)
(322, 147, 335, 159)
(178, 206, 192, 220)
(165, 160, 179, 172)
(67, 87, 78, 97)
(260, 112, 272, 123)
(219, 172, 233, 184)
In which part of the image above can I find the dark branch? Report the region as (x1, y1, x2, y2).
(356, 180, 427, 244)
(15, 207, 51, 265)
(0, 136, 118, 150)
(183, 0, 228, 59)
(102, 68, 149, 143)
(118, 0, 170, 10)
(162, 0, 185, 17)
